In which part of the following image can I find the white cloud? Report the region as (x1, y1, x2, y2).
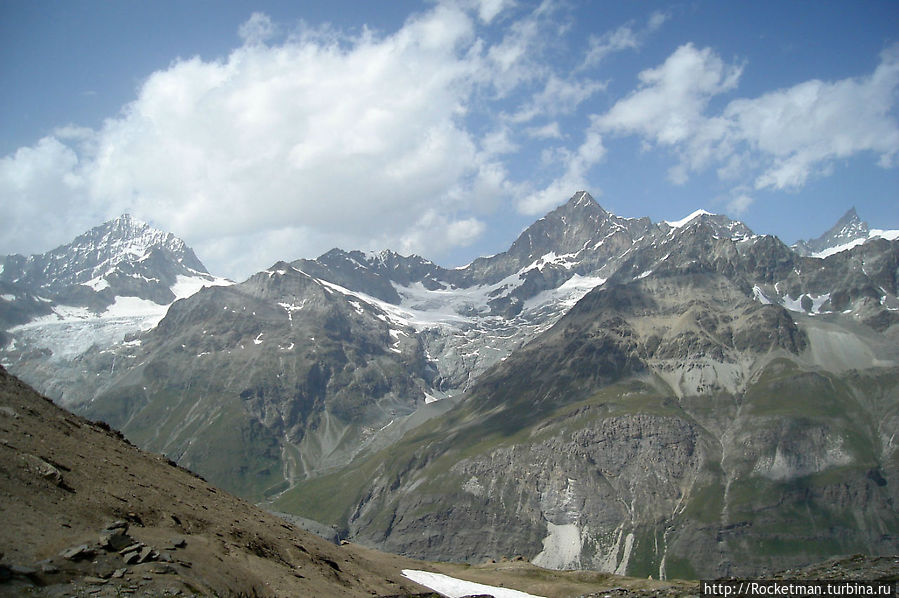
(510, 75, 606, 123)
(727, 193, 754, 216)
(0, 137, 98, 255)
(2, 6, 526, 279)
(480, 127, 519, 156)
(524, 122, 562, 139)
(598, 43, 742, 146)
(518, 128, 605, 214)
(647, 11, 669, 32)
(581, 10, 669, 69)
(597, 42, 899, 203)
(727, 45, 899, 190)
(238, 12, 277, 45)
(471, 0, 516, 24)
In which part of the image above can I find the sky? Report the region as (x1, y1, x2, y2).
(1, 0, 897, 280)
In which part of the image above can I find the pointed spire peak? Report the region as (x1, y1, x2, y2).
(554, 191, 608, 217)
(569, 191, 594, 206)
(835, 207, 861, 226)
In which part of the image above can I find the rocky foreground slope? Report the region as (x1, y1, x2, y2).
(0, 364, 434, 597)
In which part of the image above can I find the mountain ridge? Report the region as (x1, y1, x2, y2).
(1, 193, 897, 580)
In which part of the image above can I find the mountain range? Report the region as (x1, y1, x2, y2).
(1, 194, 897, 580)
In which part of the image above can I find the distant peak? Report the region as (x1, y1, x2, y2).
(569, 191, 594, 206)
(554, 191, 608, 218)
(664, 209, 715, 229)
(835, 207, 861, 226)
(110, 213, 149, 228)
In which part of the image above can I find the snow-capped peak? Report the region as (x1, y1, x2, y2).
(792, 207, 898, 257)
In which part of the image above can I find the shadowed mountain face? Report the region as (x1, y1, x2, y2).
(2, 194, 898, 580)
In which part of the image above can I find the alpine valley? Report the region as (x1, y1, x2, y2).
(1, 192, 897, 580)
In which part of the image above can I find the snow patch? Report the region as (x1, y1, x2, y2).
(402, 570, 546, 598)
(615, 533, 635, 576)
(171, 274, 231, 299)
(812, 228, 899, 258)
(83, 276, 110, 291)
(665, 209, 713, 228)
(752, 286, 772, 305)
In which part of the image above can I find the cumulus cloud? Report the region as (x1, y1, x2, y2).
(597, 43, 742, 146)
(597, 42, 899, 199)
(580, 10, 669, 69)
(0, 137, 98, 255)
(518, 128, 605, 214)
(6, 0, 636, 279)
(238, 12, 277, 45)
(1, 5, 524, 278)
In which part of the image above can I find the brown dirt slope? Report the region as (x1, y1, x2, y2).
(0, 364, 431, 597)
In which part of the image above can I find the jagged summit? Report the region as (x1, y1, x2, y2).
(793, 207, 898, 258)
(0, 214, 229, 366)
(0, 214, 209, 295)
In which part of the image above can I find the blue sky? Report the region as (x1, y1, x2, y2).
(1, 0, 897, 279)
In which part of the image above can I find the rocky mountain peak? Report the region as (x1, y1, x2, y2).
(831, 207, 866, 236)
(0, 214, 222, 329)
(792, 207, 876, 257)
(0, 214, 209, 293)
(507, 191, 613, 261)
(77, 214, 208, 274)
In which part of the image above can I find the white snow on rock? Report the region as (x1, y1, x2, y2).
(6, 274, 231, 361)
(664, 209, 713, 229)
(812, 228, 899, 258)
(402, 569, 546, 598)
